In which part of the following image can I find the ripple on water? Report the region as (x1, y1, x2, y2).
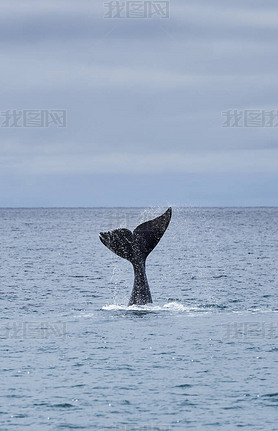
(51, 403, 75, 408)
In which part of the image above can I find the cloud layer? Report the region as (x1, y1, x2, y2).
(0, 0, 277, 205)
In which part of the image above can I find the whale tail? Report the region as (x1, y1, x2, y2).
(99, 207, 172, 263)
(99, 207, 172, 305)
(99, 228, 134, 262)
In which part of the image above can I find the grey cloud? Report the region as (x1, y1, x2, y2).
(1, 1, 278, 45)
(0, 0, 278, 206)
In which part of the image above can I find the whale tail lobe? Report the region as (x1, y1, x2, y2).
(99, 228, 134, 262)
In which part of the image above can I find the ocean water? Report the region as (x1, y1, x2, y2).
(0, 207, 278, 431)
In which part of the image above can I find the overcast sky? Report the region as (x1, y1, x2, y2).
(0, 0, 277, 206)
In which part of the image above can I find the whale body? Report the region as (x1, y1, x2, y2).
(99, 207, 172, 306)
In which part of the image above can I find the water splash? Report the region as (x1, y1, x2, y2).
(102, 301, 195, 312)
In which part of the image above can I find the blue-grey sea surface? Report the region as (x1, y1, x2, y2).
(0, 207, 278, 431)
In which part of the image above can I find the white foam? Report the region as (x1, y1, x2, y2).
(163, 302, 189, 312)
(102, 301, 190, 312)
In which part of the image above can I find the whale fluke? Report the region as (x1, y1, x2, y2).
(99, 228, 134, 262)
(99, 207, 172, 306)
(133, 207, 172, 260)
